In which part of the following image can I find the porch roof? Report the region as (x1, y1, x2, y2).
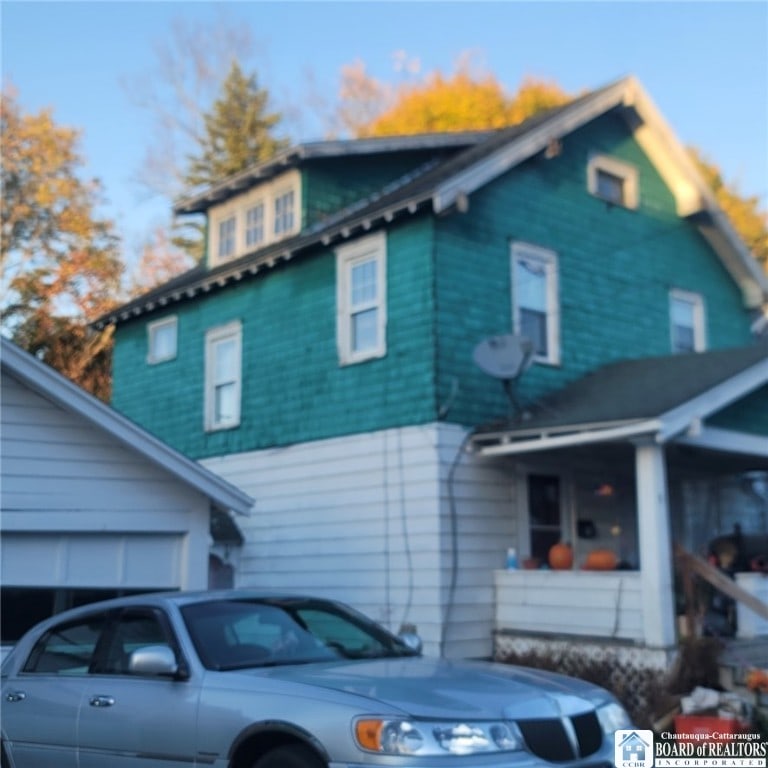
(470, 343, 768, 457)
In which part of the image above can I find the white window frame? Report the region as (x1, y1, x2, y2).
(245, 200, 265, 249)
(511, 241, 560, 366)
(208, 170, 300, 266)
(273, 188, 296, 238)
(147, 316, 177, 364)
(587, 154, 639, 209)
(204, 321, 242, 431)
(669, 289, 706, 353)
(336, 232, 387, 365)
(217, 215, 237, 261)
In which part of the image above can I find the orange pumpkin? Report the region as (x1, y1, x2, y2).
(584, 549, 618, 571)
(548, 542, 573, 570)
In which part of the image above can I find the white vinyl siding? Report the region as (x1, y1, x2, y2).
(0, 372, 210, 594)
(336, 232, 387, 365)
(147, 316, 177, 364)
(670, 289, 706, 353)
(204, 322, 242, 431)
(511, 242, 560, 365)
(203, 423, 516, 659)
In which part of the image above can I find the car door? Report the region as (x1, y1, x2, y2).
(77, 607, 201, 768)
(1, 611, 108, 768)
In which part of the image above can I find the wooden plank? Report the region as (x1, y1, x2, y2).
(676, 545, 768, 621)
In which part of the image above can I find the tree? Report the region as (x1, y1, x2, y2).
(123, 13, 258, 201)
(689, 148, 768, 272)
(127, 227, 195, 297)
(336, 57, 571, 138)
(185, 60, 289, 190)
(1, 86, 123, 399)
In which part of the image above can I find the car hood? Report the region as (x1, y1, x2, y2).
(256, 657, 607, 720)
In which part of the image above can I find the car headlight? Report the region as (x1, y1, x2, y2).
(596, 701, 633, 734)
(355, 718, 522, 756)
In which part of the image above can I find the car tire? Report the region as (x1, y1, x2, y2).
(252, 744, 325, 768)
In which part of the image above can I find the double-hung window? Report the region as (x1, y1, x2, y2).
(511, 242, 560, 365)
(218, 216, 237, 261)
(147, 316, 177, 364)
(670, 289, 706, 353)
(205, 322, 242, 431)
(336, 232, 387, 364)
(274, 190, 295, 237)
(245, 203, 265, 249)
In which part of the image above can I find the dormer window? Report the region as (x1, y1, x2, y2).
(209, 170, 300, 266)
(587, 154, 638, 209)
(274, 190, 295, 236)
(218, 216, 236, 261)
(245, 202, 265, 248)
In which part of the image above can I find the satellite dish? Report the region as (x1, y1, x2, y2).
(473, 334, 534, 380)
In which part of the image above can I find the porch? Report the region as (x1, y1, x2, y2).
(468, 344, 768, 655)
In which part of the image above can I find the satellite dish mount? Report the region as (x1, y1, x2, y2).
(472, 334, 534, 417)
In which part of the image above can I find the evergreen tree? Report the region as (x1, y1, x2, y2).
(186, 61, 288, 189)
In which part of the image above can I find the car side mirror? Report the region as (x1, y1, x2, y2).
(128, 645, 182, 678)
(397, 632, 423, 655)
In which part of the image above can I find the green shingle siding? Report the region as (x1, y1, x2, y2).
(112, 114, 757, 456)
(113, 217, 439, 458)
(430, 113, 753, 426)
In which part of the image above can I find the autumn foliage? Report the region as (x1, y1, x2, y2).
(1, 86, 123, 399)
(337, 58, 572, 138)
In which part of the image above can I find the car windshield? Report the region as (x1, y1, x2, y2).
(181, 598, 418, 671)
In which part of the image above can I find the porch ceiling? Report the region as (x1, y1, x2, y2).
(470, 343, 768, 458)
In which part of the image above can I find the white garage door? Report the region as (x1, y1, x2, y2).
(1, 532, 184, 589)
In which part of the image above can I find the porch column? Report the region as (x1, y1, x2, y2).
(635, 440, 676, 648)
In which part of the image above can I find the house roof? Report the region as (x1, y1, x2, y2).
(470, 342, 768, 457)
(0, 337, 253, 518)
(97, 75, 768, 328)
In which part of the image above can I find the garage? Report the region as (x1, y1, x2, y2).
(1, 338, 253, 642)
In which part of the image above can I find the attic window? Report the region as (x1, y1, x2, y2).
(587, 154, 638, 209)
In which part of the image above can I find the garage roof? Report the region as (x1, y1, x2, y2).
(1, 338, 253, 517)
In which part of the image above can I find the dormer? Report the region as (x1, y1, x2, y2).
(207, 169, 300, 267)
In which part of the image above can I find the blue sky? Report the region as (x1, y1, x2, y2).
(2, 1, 767, 266)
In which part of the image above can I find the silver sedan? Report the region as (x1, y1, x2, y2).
(1, 590, 632, 767)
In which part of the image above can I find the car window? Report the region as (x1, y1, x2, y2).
(296, 608, 388, 657)
(22, 614, 107, 675)
(182, 598, 415, 670)
(98, 610, 173, 675)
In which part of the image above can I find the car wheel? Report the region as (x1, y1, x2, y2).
(252, 744, 325, 768)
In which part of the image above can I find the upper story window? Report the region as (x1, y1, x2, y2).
(670, 289, 706, 353)
(205, 321, 242, 431)
(511, 241, 560, 365)
(245, 202, 265, 249)
(218, 216, 237, 261)
(274, 190, 295, 237)
(209, 170, 300, 266)
(147, 316, 177, 364)
(336, 232, 387, 365)
(587, 154, 639, 209)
